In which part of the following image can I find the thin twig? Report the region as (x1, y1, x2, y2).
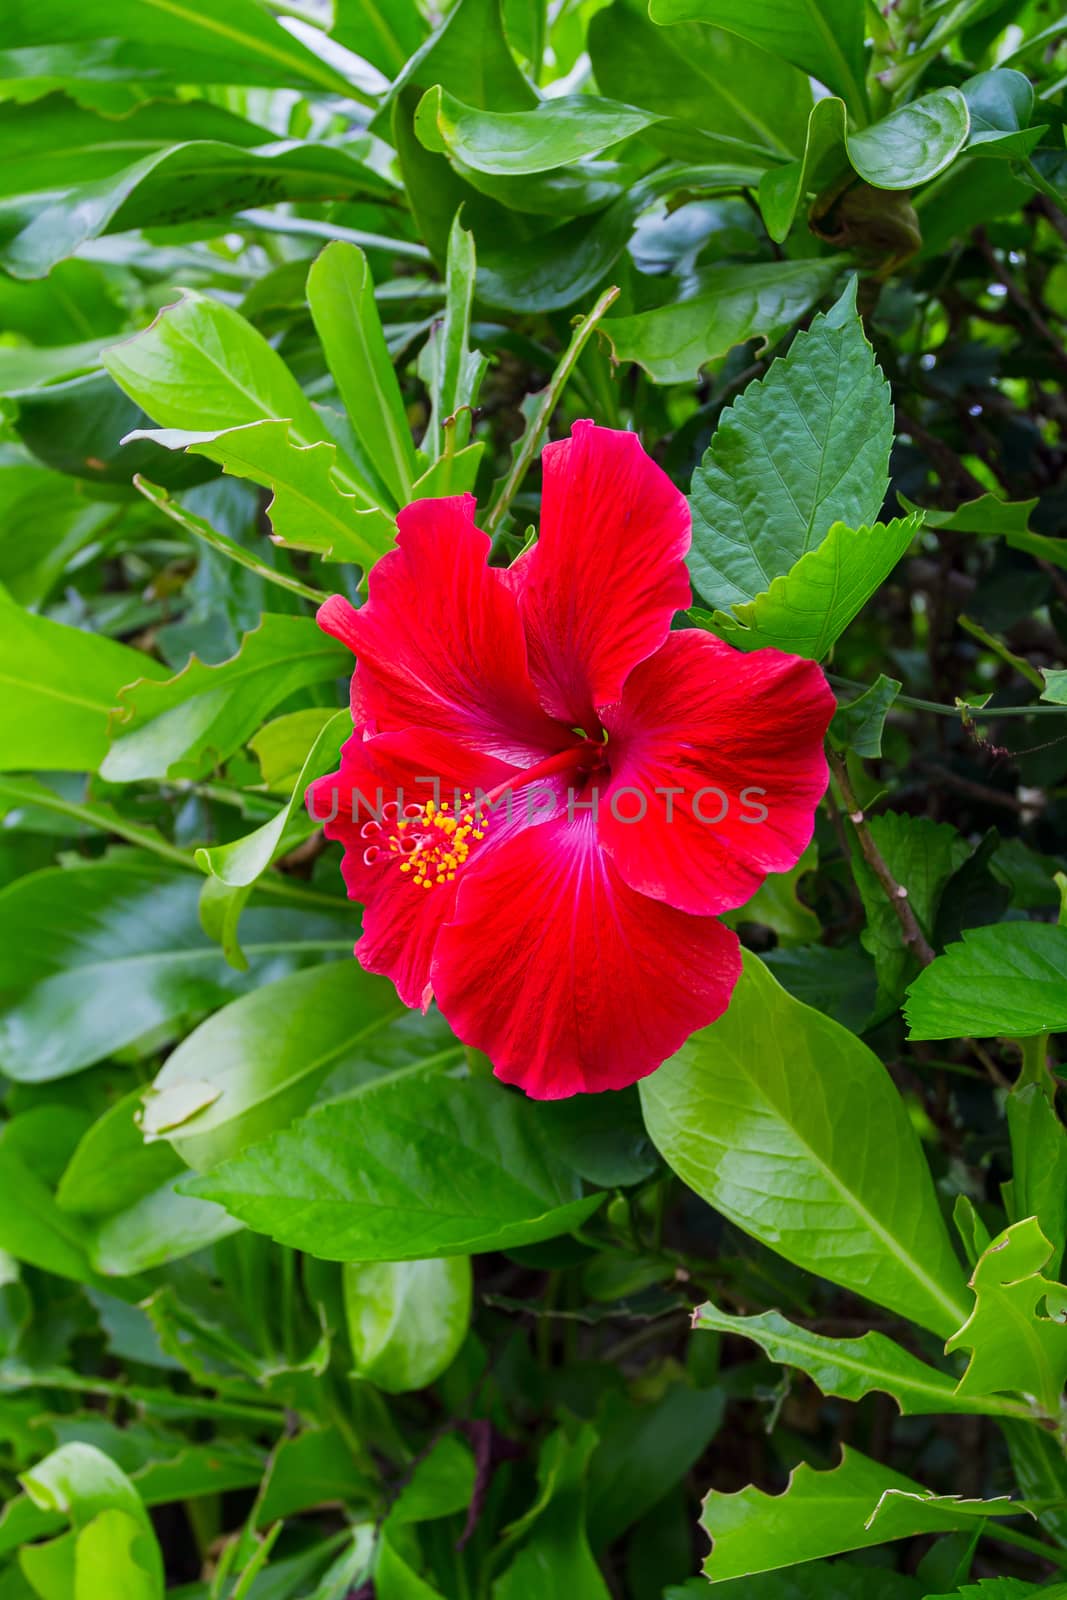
(827, 747, 936, 965)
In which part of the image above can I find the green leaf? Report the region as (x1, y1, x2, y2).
(688, 278, 892, 606)
(20, 1444, 162, 1600)
(0, 859, 350, 1082)
(343, 1256, 472, 1393)
(758, 97, 849, 242)
(306, 243, 417, 506)
(494, 1426, 610, 1600)
(420, 214, 489, 459)
(88, 1177, 240, 1276)
(1008, 1085, 1067, 1278)
(639, 952, 970, 1336)
(851, 814, 968, 1020)
(586, 1385, 724, 1548)
(100, 615, 347, 784)
(57, 1091, 182, 1221)
(962, 69, 1044, 159)
(331, 0, 424, 75)
(1, 139, 390, 279)
(195, 710, 347, 891)
(763, 942, 877, 1033)
(0, 2, 352, 94)
(127, 423, 396, 567)
(588, 0, 813, 167)
(905, 922, 1067, 1040)
(691, 1301, 1030, 1417)
(0, 588, 164, 774)
(647, 0, 868, 115)
(946, 1216, 1067, 1414)
(830, 674, 901, 757)
(847, 89, 970, 189)
(725, 844, 820, 945)
(414, 89, 658, 174)
(605, 256, 842, 386)
(701, 1447, 1037, 1580)
(702, 515, 921, 659)
(378, 0, 536, 128)
(906, 492, 1039, 536)
(250, 709, 338, 792)
(104, 289, 390, 524)
(141, 962, 409, 1173)
(183, 1075, 604, 1260)
(0, 1133, 93, 1283)
(1042, 670, 1067, 706)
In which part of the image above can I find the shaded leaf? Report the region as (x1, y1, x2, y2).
(906, 922, 1067, 1040)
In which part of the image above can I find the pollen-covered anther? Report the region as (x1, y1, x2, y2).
(374, 798, 493, 890)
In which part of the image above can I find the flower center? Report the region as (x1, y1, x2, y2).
(361, 796, 491, 891)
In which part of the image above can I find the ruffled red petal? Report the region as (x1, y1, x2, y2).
(510, 422, 691, 730)
(432, 809, 742, 1098)
(317, 495, 566, 764)
(598, 631, 835, 917)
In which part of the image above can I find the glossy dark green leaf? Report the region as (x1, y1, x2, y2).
(605, 256, 842, 385)
(905, 922, 1067, 1040)
(1, 138, 391, 279)
(640, 952, 970, 1336)
(688, 278, 892, 606)
(647, 0, 868, 114)
(184, 1076, 604, 1260)
(0, 859, 351, 1081)
(415, 89, 657, 174)
(494, 1425, 610, 1600)
(962, 69, 1044, 158)
(0, 1, 352, 94)
(588, 0, 812, 166)
(586, 1385, 724, 1548)
(847, 89, 970, 189)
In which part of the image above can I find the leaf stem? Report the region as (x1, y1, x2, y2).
(484, 284, 621, 535)
(827, 746, 935, 966)
(828, 673, 1067, 719)
(134, 476, 330, 606)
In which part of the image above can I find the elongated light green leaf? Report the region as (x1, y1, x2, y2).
(421, 213, 489, 459)
(0, 588, 164, 774)
(605, 256, 842, 385)
(640, 952, 970, 1336)
(688, 277, 892, 607)
(89, 1177, 240, 1276)
(692, 1302, 1030, 1417)
(184, 1076, 604, 1260)
(142, 962, 412, 1172)
(101, 614, 346, 784)
(905, 922, 1067, 1040)
(307, 242, 417, 506)
(702, 515, 921, 659)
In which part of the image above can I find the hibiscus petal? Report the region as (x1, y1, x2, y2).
(598, 631, 835, 917)
(307, 727, 518, 1009)
(513, 422, 691, 729)
(318, 495, 565, 763)
(432, 810, 742, 1099)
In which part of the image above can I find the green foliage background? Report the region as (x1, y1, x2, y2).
(2, 0, 1067, 1595)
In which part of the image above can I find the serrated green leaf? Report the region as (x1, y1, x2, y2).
(704, 515, 920, 660)
(692, 1301, 1029, 1417)
(947, 1217, 1067, 1414)
(689, 278, 892, 606)
(702, 1446, 1036, 1580)
(906, 922, 1067, 1040)
(640, 952, 970, 1336)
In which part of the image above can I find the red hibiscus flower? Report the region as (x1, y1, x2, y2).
(307, 422, 835, 1099)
